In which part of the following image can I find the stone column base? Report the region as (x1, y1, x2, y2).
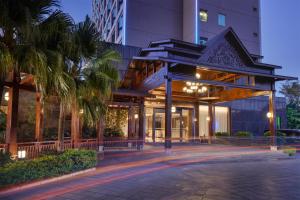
(270, 146, 279, 151)
(98, 145, 104, 152)
(165, 148, 172, 155)
(137, 145, 144, 151)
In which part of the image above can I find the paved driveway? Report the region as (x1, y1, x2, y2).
(1, 145, 300, 200)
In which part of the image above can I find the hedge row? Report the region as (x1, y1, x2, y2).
(0, 149, 97, 187)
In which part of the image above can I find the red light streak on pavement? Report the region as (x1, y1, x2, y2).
(23, 148, 277, 200)
(105, 144, 300, 159)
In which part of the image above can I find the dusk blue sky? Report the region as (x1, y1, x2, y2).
(61, 0, 300, 82)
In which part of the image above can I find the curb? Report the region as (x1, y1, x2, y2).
(0, 168, 96, 195)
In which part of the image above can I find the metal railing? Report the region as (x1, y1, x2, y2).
(0, 144, 8, 153)
(1, 136, 299, 159)
(0, 138, 142, 159)
(103, 138, 140, 150)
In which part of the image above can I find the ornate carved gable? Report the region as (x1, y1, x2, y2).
(199, 38, 247, 68)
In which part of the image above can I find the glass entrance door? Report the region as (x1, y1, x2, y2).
(151, 108, 194, 143)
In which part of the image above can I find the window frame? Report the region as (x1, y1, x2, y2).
(199, 9, 208, 22)
(218, 13, 226, 27)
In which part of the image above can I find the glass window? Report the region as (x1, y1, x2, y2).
(145, 108, 154, 142)
(218, 14, 226, 26)
(118, 15, 123, 33)
(215, 107, 229, 133)
(199, 9, 208, 22)
(276, 116, 281, 129)
(112, 6, 117, 21)
(199, 37, 208, 46)
(118, 0, 123, 11)
(199, 105, 209, 137)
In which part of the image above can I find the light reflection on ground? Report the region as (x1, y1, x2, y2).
(0, 145, 299, 200)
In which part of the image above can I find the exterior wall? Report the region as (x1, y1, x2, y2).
(103, 43, 141, 79)
(198, 0, 261, 55)
(92, 0, 125, 44)
(93, 0, 261, 54)
(222, 96, 287, 136)
(183, 0, 198, 44)
(126, 0, 183, 47)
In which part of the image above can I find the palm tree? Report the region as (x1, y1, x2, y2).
(78, 49, 120, 126)
(63, 16, 120, 146)
(0, 0, 74, 154)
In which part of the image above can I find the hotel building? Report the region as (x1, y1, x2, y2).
(92, 0, 296, 148)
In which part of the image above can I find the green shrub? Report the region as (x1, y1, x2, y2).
(215, 132, 230, 137)
(236, 131, 252, 137)
(264, 131, 286, 137)
(0, 151, 12, 166)
(0, 149, 97, 187)
(283, 146, 297, 156)
(104, 128, 125, 137)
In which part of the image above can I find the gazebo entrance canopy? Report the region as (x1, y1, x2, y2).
(119, 27, 297, 148)
(2, 28, 297, 156)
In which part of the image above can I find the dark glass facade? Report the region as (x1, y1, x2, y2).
(221, 96, 287, 136)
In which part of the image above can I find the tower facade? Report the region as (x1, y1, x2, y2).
(92, 0, 261, 55)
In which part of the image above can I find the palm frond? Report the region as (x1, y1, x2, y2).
(0, 42, 13, 79)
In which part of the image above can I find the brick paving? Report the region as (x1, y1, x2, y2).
(1, 145, 300, 200)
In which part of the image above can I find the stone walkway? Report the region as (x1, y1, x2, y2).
(1, 145, 300, 200)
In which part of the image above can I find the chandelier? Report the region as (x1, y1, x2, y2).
(183, 73, 208, 94)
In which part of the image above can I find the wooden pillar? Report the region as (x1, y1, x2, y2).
(35, 92, 43, 142)
(208, 103, 215, 144)
(71, 104, 80, 148)
(128, 106, 135, 139)
(165, 74, 172, 149)
(269, 91, 277, 146)
(97, 117, 105, 152)
(179, 110, 183, 142)
(0, 83, 4, 107)
(5, 72, 19, 157)
(194, 102, 200, 141)
(152, 109, 156, 143)
(138, 99, 145, 150)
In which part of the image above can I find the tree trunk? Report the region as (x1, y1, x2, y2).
(35, 92, 44, 142)
(5, 71, 20, 157)
(71, 103, 80, 148)
(0, 82, 4, 106)
(57, 101, 65, 151)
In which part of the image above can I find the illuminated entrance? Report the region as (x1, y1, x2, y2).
(145, 105, 229, 143)
(115, 28, 296, 149)
(145, 107, 194, 143)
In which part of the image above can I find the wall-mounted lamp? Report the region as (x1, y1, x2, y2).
(4, 92, 9, 101)
(171, 106, 176, 113)
(206, 116, 210, 121)
(267, 112, 273, 119)
(134, 114, 139, 119)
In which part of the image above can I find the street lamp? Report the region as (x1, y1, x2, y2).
(18, 150, 26, 159)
